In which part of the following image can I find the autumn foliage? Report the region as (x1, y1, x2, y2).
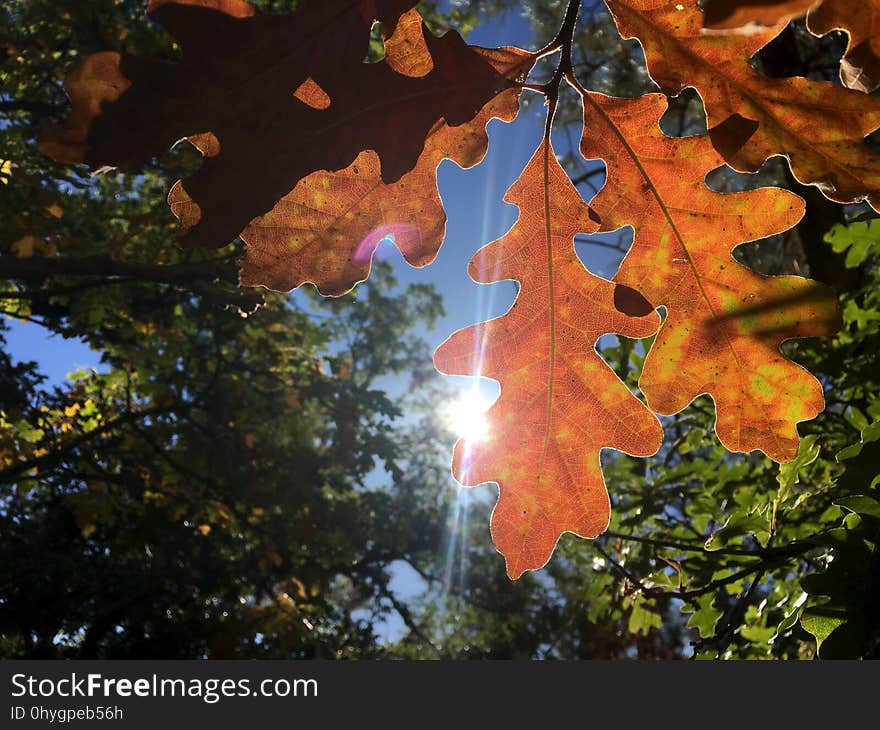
(38, 0, 534, 294)
(704, 0, 880, 91)
(434, 140, 664, 578)
(39, 0, 879, 577)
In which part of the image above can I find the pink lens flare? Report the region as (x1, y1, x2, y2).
(351, 223, 420, 265)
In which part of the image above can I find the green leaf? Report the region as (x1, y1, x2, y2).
(837, 420, 880, 461)
(740, 624, 775, 644)
(705, 508, 771, 550)
(773, 592, 807, 639)
(835, 495, 880, 519)
(836, 422, 880, 492)
(679, 427, 707, 454)
(801, 604, 846, 654)
(643, 569, 678, 591)
(628, 596, 663, 636)
(800, 605, 873, 660)
(825, 221, 880, 269)
(843, 407, 870, 433)
(15, 421, 44, 443)
(684, 594, 722, 640)
(777, 434, 820, 504)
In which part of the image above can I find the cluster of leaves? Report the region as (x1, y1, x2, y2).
(34, 0, 863, 565)
(3, 0, 880, 659)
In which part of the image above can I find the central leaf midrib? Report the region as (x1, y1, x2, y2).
(537, 138, 557, 486)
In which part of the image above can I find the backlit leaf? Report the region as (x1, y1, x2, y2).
(701, 0, 815, 29)
(10, 236, 40, 259)
(705, 507, 772, 549)
(433, 140, 663, 578)
(39, 0, 533, 293)
(825, 221, 880, 269)
(684, 593, 723, 640)
(628, 595, 663, 635)
(704, 0, 880, 92)
(579, 91, 840, 461)
(234, 32, 534, 295)
(606, 0, 880, 210)
(835, 494, 880, 519)
(808, 0, 880, 92)
(777, 433, 820, 503)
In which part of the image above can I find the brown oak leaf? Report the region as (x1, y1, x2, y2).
(809, 0, 880, 92)
(701, 0, 817, 29)
(39, 0, 533, 294)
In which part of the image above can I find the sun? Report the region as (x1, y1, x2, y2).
(444, 389, 493, 442)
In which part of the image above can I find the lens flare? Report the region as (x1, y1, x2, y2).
(352, 224, 418, 265)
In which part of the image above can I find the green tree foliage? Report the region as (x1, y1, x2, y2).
(1, 0, 878, 659)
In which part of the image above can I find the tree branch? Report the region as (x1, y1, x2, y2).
(0, 254, 263, 312)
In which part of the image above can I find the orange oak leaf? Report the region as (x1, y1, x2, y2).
(433, 139, 663, 579)
(703, 0, 880, 92)
(808, 0, 880, 92)
(605, 0, 880, 210)
(578, 89, 841, 461)
(38, 0, 531, 285)
(701, 0, 816, 29)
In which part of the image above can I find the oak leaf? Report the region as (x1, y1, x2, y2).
(578, 90, 841, 461)
(605, 0, 880, 209)
(701, 0, 816, 29)
(39, 0, 533, 293)
(808, 0, 880, 92)
(703, 0, 880, 92)
(433, 139, 663, 578)
(233, 29, 534, 294)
